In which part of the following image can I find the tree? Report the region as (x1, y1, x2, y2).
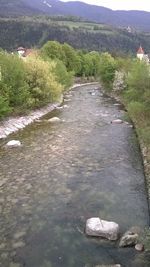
(0, 52, 30, 108)
(125, 60, 150, 105)
(98, 52, 116, 90)
(41, 41, 66, 62)
(24, 56, 63, 106)
(61, 43, 81, 74)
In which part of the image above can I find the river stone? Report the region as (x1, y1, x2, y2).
(86, 218, 119, 241)
(135, 243, 144, 252)
(6, 140, 21, 147)
(119, 229, 139, 247)
(63, 105, 69, 108)
(111, 119, 123, 124)
(13, 230, 26, 239)
(48, 117, 61, 123)
(12, 241, 25, 249)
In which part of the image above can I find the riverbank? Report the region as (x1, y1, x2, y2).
(0, 82, 99, 140)
(106, 90, 150, 206)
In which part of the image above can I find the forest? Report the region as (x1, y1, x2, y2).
(0, 16, 150, 54)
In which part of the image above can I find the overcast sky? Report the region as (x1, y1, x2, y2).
(61, 0, 150, 12)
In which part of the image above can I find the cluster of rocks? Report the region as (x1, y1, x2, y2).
(86, 218, 144, 251)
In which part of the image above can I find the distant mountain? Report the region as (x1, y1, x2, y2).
(1, 0, 150, 31)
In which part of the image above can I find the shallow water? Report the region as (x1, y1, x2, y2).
(0, 84, 149, 267)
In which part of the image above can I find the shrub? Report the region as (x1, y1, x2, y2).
(99, 52, 116, 91)
(125, 60, 150, 103)
(0, 95, 11, 118)
(24, 56, 63, 107)
(127, 101, 149, 127)
(0, 52, 30, 108)
(52, 60, 74, 91)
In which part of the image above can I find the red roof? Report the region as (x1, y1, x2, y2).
(137, 46, 144, 54)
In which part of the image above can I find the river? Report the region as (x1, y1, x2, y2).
(0, 84, 149, 267)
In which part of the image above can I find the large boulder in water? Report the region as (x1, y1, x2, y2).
(86, 218, 119, 241)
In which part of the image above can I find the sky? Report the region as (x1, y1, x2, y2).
(61, 0, 150, 12)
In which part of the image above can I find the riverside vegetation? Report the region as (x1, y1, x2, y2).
(0, 40, 103, 119)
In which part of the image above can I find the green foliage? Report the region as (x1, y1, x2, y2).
(80, 53, 94, 77)
(52, 60, 74, 91)
(0, 50, 68, 119)
(61, 43, 82, 74)
(125, 60, 150, 104)
(0, 52, 30, 108)
(121, 60, 150, 146)
(127, 101, 149, 126)
(98, 52, 116, 90)
(24, 56, 63, 106)
(41, 41, 101, 79)
(1, 17, 150, 55)
(0, 95, 11, 118)
(41, 41, 66, 62)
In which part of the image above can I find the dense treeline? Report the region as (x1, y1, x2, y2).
(0, 40, 104, 119)
(0, 17, 150, 54)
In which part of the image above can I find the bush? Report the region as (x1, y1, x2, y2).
(138, 127, 150, 145)
(24, 56, 63, 106)
(52, 60, 74, 91)
(127, 101, 148, 126)
(0, 52, 30, 108)
(0, 95, 11, 118)
(98, 52, 116, 90)
(125, 60, 150, 104)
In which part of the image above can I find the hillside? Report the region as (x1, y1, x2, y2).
(0, 17, 150, 55)
(1, 0, 150, 31)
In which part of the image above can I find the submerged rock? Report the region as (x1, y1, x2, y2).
(48, 117, 61, 123)
(95, 265, 121, 267)
(135, 243, 144, 252)
(63, 104, 69, 108)
(6, 140, 22, 147)
(111, 119, 123, 124)
(12, 241, 25, 249)
(119, 227, 139, 247)
(86, 218, 119, 241)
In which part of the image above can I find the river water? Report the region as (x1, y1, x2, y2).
(0, 84, 149, 267)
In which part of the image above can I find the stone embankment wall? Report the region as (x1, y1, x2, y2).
(0, 100, 62, 139)
(0, 83, 99, 140)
